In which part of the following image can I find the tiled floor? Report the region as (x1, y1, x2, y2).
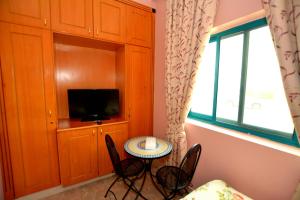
(42, 158, 185, 200)
(43, 174, 182, 200)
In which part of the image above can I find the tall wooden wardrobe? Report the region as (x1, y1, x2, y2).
(0, 0, 154, 198)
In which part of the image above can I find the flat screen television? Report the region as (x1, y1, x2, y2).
(67, 89, 119, 122)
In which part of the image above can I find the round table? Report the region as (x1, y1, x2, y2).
(124, 136, 172, 199)
(124, 136, 172, 159)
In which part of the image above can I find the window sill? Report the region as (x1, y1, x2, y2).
(186, 118, 300, 157)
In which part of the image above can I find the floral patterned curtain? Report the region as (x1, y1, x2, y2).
(165, 0, 218, 165)
(262, 0, 300, 144)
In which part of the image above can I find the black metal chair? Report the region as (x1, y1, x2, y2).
(155, 144, 202, 200)
(104, 134, 146, 200)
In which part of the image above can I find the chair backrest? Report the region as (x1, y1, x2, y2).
(177, 144, 202, 188)
(105, 134, 122, 176)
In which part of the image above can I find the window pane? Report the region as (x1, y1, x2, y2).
(243, 27, 294, 135)
(191, 42, 216, 116)
(216, 34, 244, 121)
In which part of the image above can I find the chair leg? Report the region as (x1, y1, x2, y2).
(165, 191, 177, 200)
(104, 176, 120, 198)
(134, 171, 146, 200)
(184, 188, 189, 195)
(122, 178, 135, 200)
(122, 177, 148, 200)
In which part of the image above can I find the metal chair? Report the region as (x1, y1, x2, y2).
(104, 134, 146, 200)
(155, 144, 202, 200)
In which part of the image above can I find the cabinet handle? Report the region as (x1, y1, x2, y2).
(92, 129, 96, 136)
(100, 128, 103, 135)
(88, 27, 91, 33)
(44, 19, 47, 25)
(49, 110, 52, 118)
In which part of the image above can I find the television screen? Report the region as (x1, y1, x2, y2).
(68, 89, 119, 121)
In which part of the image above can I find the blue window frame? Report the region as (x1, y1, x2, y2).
(189, 18, 300, 147)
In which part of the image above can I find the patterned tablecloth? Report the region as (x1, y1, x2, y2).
(124, 136, 172, 159)
(181, 180, 253, 200)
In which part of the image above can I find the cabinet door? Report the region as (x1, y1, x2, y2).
(126, 46, 153, 138)
(126, 6, 152, 47)
(58, 128, 98, 186)
(0, 23, 59, 197)
(0, 0, 50, 28)
(98, 123, 128, 176)
(94, 0, 125, 43)
(51, 0, 93, 37)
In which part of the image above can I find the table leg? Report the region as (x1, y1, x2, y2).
(148, 159, 167, 199)
(134, 159, 168, 200)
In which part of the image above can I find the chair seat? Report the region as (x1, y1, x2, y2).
(156, 166, 189, 190)
(120, 158, 144, 177)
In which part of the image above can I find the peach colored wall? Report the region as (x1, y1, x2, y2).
(153, 0, 167, 138)
(153, 0, 300, 199)
(132, 0, 157, 8)
(214, 0, 262, 26)
(186, 122, 300, 200)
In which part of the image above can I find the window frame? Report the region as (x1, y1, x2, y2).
(188, 18, 300, 148)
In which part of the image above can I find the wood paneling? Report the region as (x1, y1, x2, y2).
(94, 0, 126, 43)
(126, 6, 152, 47)
(0, 22, 59, 197)
(98, 123, 128, 176)
(58, 128, 98, 186)
(126, 45, 153, 138)
(55, 42, 117, 119)
(51, 0, 93, 37)
(0, 0, 50, 28)
(116, 46, 127, 120)
(53, 33, 123, 51)
(0, 60, 14, 200)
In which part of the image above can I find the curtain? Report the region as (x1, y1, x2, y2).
(262, 0, 300, 144)
(165, 0, 218, 165)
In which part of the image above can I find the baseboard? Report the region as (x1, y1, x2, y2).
(16, 174, 114, 200)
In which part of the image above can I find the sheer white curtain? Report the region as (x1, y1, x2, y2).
(165, 0, 219, 165)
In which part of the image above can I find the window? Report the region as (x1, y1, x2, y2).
(189, 18, 299, 147)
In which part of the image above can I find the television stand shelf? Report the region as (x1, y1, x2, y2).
(57, 118, 128, 131)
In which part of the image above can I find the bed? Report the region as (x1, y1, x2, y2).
(181, 180, 253, 200)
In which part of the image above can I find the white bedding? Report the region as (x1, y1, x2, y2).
(181, 180, 253, 200)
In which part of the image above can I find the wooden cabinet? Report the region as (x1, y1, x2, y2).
(0, 0, 154, 196)
(98, 123, 128, 176)
(94, 0, 126, 42)
(126, 6, 152, 47)
(50, 0, 152, 45)
(126, 45, 153, 138)
(58, 128, 98, 186)
(57, 122, 128, 185)
(50, 0, 93, 37)
(0, 22, 59, 197)
(0, 0, 50, 28)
